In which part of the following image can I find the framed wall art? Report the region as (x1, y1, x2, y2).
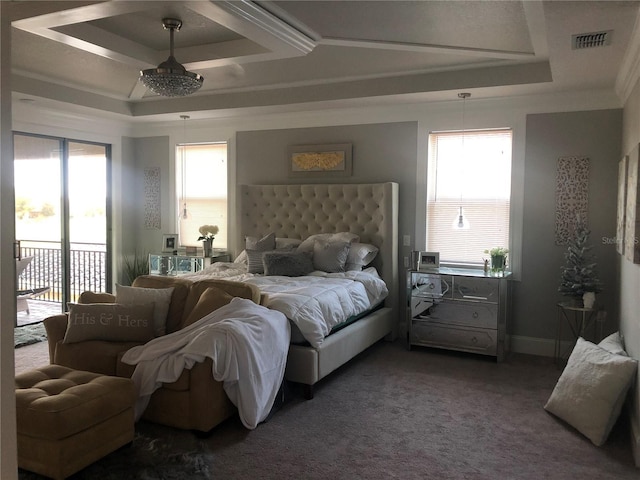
(287, 143, 352, 177)
(625, 145, 640, 263)
(162, 234, 178, 253)
(616, 155, 628, 255)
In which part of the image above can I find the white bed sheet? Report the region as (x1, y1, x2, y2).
(184, 264, 388, 348)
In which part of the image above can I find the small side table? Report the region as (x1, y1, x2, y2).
(555, 301, 603, 365)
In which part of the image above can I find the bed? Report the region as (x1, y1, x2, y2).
(188, 182, 399, 398)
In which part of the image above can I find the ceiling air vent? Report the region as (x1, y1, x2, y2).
(572, 30, 612, 50)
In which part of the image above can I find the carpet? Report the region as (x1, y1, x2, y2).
(19, 424, 214, 480)
(14, 322, 47, 349)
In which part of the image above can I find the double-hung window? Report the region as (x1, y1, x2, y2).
(176, 142, 228, 248)
(426, 128, 512, 265)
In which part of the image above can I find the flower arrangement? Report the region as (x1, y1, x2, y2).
(197, 224, 219, 242)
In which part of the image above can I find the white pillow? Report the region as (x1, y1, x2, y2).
(313, 239, 351, 272)
(297, 232, 359, 253)
(598, 332, 628, 356)
(544, 337, 638, 446)
(345, 242, 379, 271)
(115, 284, 174, 336)
(234, 250, 248, 264)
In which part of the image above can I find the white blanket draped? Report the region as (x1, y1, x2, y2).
(121, 298, 290, 429)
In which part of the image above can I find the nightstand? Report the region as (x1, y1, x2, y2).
(407, 267, 511, 361)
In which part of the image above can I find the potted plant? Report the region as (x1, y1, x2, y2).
(484, 247, 508, 273)
(558, 222, 602, 308)
(122, 250, 149, 285)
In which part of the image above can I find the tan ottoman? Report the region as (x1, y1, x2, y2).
(15, 365, 135, 480)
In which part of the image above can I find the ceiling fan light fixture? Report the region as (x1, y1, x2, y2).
(140, 18, 204, 97)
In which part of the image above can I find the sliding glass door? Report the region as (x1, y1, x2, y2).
(14, 133, 111, 326)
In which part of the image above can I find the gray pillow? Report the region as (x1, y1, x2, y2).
(313, 239, 351, 272)
(247, 249, 278, 274)
(263, 251, 314, 276)
(246, 232, 275, 251)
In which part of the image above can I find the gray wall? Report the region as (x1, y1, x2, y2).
(128, 136, 170, 265)
(236, 121, 418, 326)
(516, 109, 622, 343)
(236, 121, 418, 256)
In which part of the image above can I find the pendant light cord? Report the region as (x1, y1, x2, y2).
(180, 115, 189, 219)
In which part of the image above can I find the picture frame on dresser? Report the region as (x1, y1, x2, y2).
(161, 234, 178, 253)
(418, 251, 440, 271)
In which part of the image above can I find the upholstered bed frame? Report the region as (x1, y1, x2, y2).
(237, 182, 399, 398)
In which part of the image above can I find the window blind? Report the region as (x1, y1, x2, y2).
(176, 143, 228, 248)
(427, 128, 512, 265)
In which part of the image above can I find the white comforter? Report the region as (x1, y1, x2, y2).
(121, 298, 290, 429)
(186, 264, 388, 348)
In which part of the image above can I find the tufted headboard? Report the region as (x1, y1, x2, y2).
(237, 182, 399, 318)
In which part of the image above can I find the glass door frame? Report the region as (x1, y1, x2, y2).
(13, 131, 113, 309)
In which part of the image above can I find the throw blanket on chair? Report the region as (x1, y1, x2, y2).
(121, 297, 290, 429)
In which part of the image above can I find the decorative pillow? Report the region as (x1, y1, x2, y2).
(544, 337, 638, 446)
(598, 332, 628, 356)
(263, 251, 314, 277)
(63, 303, 155, 344)
(115, 284, 174, 336)
(234, 250, 248, 264)
(246, 232, 276, 251)
(313, 239, 351, 273)
(297, 232, 359, 254)
(235, 237, 301, 265)
(345, 242, 379, 271)
(276, 237, 302, 249)
(182, 287, 234, 327)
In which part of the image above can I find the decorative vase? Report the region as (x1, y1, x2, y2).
(202, 239, 213, 257)
(490, 254, 506, 273)
(582, 291, 596, 309)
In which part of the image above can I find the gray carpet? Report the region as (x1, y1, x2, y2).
(16, 341, 640, 479)
(14, 322, 47, 349)
(201, 341, 638, 479)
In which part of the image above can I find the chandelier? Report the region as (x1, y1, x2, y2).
(140, 18, 204, 97)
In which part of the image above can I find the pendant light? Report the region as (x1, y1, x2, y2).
(140, 18, 203, 97)
(179, 115, 190, 220)
(453, 92, 471, 230)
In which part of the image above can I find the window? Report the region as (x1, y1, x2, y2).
(176, 143, 227, 248)
(427, 128, 512, 265)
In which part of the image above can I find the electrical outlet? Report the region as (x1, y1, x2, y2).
(403, 235, 411, 246)
(403, 256, 409, 268)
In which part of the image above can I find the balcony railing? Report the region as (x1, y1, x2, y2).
(17, 240, 107, 305)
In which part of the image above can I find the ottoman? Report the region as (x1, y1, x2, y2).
(15, 365, 135, 480)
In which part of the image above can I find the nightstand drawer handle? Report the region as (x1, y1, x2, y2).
(471, 336, 478, 344)
(472, 311, 479, 319)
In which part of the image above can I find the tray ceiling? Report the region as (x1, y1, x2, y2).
(6, 0, 640, 119)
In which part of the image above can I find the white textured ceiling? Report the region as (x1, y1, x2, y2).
(6, 0, 640, 119)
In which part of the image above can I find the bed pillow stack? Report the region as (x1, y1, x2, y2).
(544, 332, 637, 446)
(297, 232, 358, 273)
